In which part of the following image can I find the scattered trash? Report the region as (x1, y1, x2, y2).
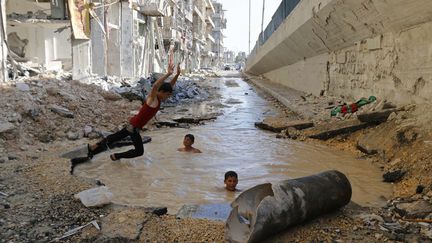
(0, 191, 8, 197)
(331, 96, 377, 116)
(52, 220, 100, 242)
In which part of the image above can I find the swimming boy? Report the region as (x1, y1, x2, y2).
(71, 62, 181, 174)
(224, 171, 238, 191)
(177, 134, 202, 153)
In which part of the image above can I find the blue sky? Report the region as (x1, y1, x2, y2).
(216, 0, 283, 53)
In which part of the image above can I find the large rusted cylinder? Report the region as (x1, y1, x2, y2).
(225, 170, 352, 243)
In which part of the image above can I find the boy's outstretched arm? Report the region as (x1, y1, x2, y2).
(170, 63, 181, 88)
(148, 63, 174, 102)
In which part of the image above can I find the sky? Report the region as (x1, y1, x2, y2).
(216, 0, 283, 54)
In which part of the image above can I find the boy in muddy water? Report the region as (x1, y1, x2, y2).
(224, 171, 239, 191)
(70, 62, 181, 174)
(177, 134, 202, 153)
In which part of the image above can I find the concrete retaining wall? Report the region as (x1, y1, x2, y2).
(246, 0, 432, 105)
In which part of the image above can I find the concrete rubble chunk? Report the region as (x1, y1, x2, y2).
(383, 170, 405, 182)
(394, 200, 432, 219)
(46, 87, 59, 96)
(0, 122, 15, 134)
(304, 120, 373, 140)
(59, 91, 78, 101)
(100, 90, 123, 101)
(101, 208, 151, 240)
(255, 117, 313, 133)
(74, 186, 113, 207)
(15, 83, 30, 92)
(177, 203, 231, 221)
(66, 131, 80, 141)
(49, 105, 74, 118)
(0, 156, 9, 163)
(357, 137, 379, 155)
(83, 125, 93, 137)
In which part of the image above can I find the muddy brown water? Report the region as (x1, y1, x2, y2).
(75, 76, 392, 213)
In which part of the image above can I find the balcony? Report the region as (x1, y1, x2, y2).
(206, 0, 215, 14)
(206, 16, 215, 28)
(163, 29, 179, 41)
(134, 0, 167, 16)
(207, 34, 215, 43)
(193, 6, 206, 23)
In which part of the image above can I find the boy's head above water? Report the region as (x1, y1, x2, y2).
(183, 134, 195, 146)
(178, 134, 201, 153)
(224, 171, 238, 191)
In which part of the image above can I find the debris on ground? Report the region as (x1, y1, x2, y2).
(74, 186, 113, 208)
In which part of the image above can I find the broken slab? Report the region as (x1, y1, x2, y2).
(74, 186, 113, 207)
(304, 120, 373, 140)
(394, 200, 432, 219)
(154, 120, 179, 128)
(177, 203, 232, 221)
(357, 109, 397, 124)
(101, 208, 151, 240)
(225, 170, 351, 243)
(255, 117, 314, 133)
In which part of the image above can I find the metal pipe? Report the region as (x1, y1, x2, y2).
(225, 170, 352, 243)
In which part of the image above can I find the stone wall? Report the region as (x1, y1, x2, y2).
(246, 0, 432, 105)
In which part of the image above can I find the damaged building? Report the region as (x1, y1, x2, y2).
(0, 0, 226, 83)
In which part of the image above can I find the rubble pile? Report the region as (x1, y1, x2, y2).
(166, 77, 209, 104)
(0, 75, 135, 152)
(0, 72, 213, 152)
(108, 75, 209, 104)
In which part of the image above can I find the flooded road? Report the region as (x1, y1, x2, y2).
(76, 75, 392, 213)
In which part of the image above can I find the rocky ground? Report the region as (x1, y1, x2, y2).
(246, 74, 432, 242)
(0, 71, 432, 242)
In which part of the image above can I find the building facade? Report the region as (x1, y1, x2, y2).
(211, 0, 226, 68)
(1, 0, 227, 82)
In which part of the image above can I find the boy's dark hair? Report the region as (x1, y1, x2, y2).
(224, 171, 238, 180)
(185, 134, 195, 142)
(158, 82, 173, 93)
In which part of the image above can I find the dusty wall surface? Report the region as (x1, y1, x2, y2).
(246, 0, 432, 105)
(1, 0, 7, 82)
(264, 53, 329, 96)
(7, 25, 71, 66)
(328, 22, 432, 105)
(6, 0, 50, 15)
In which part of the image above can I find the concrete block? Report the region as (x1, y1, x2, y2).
(304, 120, 374, 140)
(336, 52, 346, 64)
(46, 61, 63, 71)
(367, 35, 381, 50)
(255, 117, 314, 133)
